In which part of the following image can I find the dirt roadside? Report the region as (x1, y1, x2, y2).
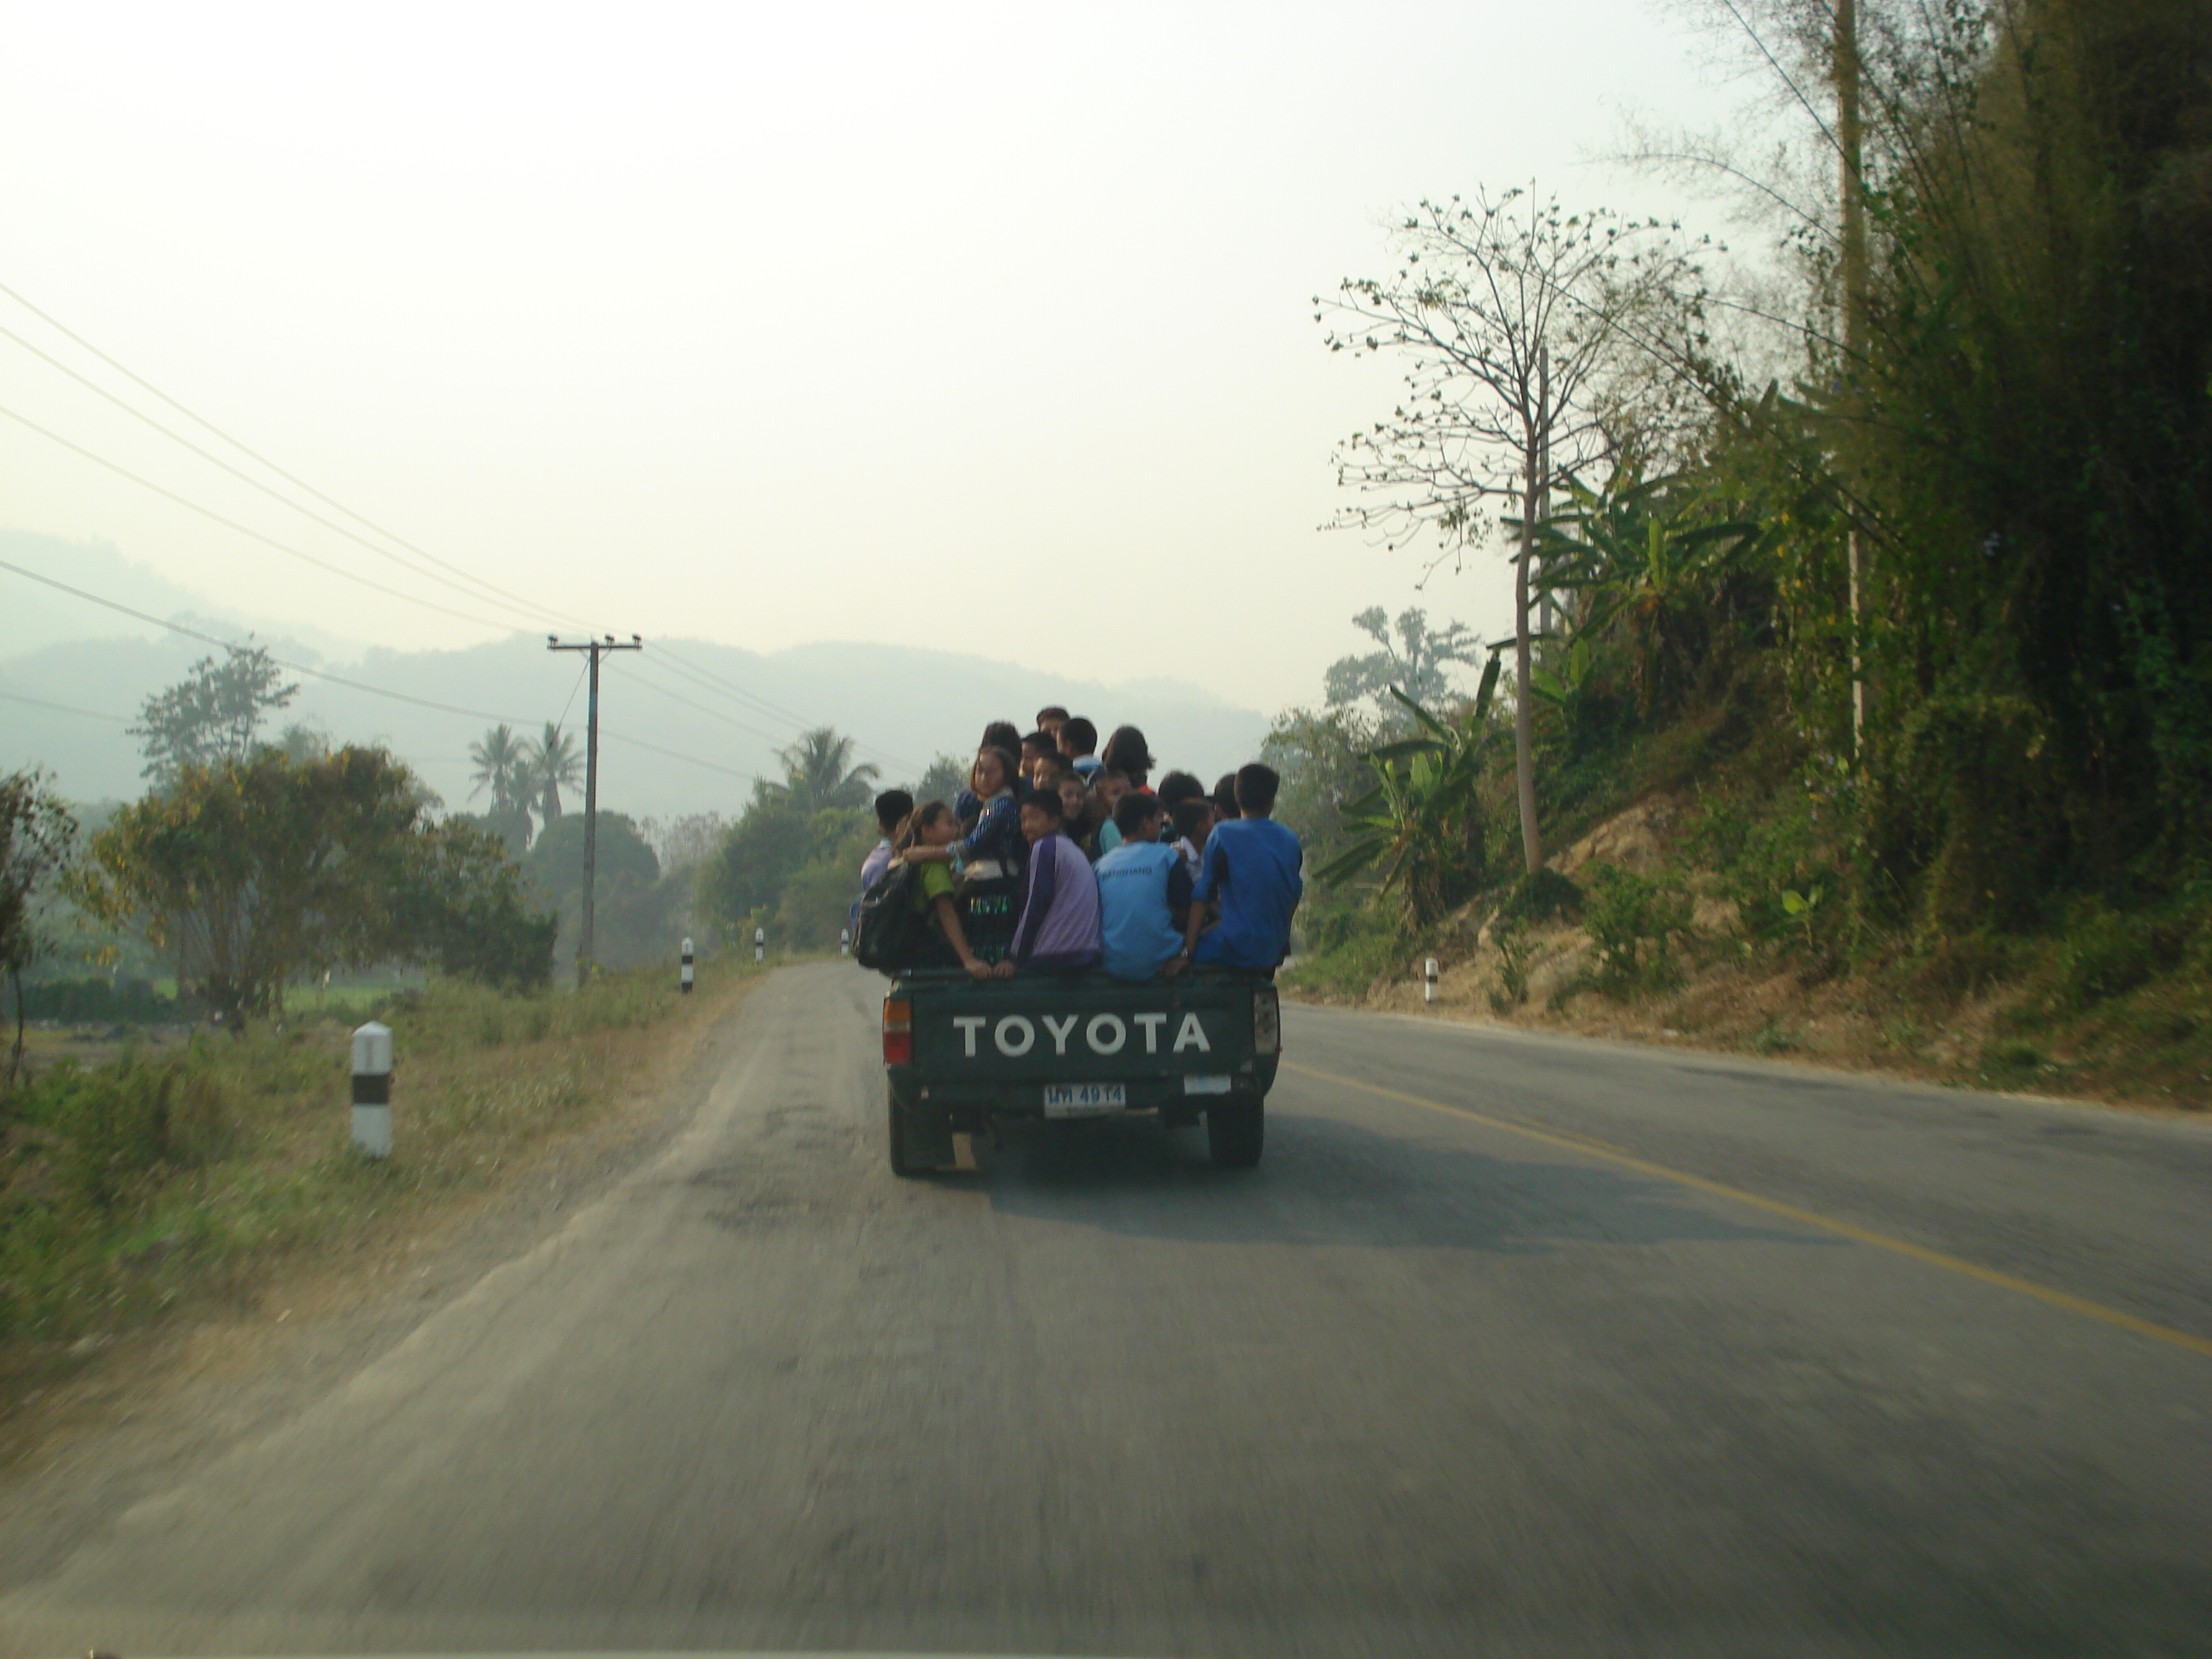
(1286, 937, 2209, 1118)
(0, 969, 766, 1591)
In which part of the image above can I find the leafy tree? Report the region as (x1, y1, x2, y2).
(650, 812, 731, 878)
(1323, 607, 1485, 719)
(1, 770, 78, 1085)
(1260, 705, 1379, 863)
(695, 803, 817, 941)
(1321, 190, 1709, 876)
(128, 644, 300, 786)
(907, 754, 970, 809)
(523, 812, 660, 905)
(274, 721, 330, 763)
(73, 748, 552, 1025)
(767, 727, 880, 815)
(395, 821, 557, 990)
(524, 723, 583, 824)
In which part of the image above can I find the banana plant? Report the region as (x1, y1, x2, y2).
(1315, 652, 1505, 925)
(1530, 469, 1767, 716)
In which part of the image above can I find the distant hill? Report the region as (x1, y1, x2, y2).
(0, 627, 1274, 820)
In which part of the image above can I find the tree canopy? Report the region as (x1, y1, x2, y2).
(73, 747, 554, 1025)
(127, 644, 300, 786)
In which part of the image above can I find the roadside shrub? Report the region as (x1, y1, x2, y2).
(1581, 863, 1694, 993)
(1488, 917, 1534, 1012)
(1496, 868, 1582, 923)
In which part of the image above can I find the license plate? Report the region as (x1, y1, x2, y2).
(1044, 1082, 1126, 1117)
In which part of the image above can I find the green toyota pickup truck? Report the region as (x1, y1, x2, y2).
(880, 966, 1282, 1174)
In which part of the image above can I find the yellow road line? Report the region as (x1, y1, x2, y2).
(1282, 1061, 2212, 1360)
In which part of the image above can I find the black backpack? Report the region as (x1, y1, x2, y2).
(854, 860, 931, 972)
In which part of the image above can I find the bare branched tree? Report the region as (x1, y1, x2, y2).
(1318, 189, 1708, 873)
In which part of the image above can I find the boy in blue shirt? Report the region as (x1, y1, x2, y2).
(1174, 763, 1303, 973)
(1094, 793, 1195, 981)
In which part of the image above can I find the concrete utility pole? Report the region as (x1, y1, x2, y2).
(547, 633, 642, 985)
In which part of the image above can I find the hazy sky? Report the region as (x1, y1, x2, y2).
(1, 1, 1750, 721)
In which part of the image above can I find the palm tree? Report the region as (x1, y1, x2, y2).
(468, 724, 531, 819)
(772, 727, 880, 815)
(526, 723, 583, 823)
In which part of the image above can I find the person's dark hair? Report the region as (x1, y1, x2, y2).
(1035, 705, 1070, 726)
(981, 721, 1022, 754)
(873, 788, 914, 835)
(1113, 791, 1164, 837)
(897, 799, 955, 853)
(1059, 715, 1097, 755)
(1233, 762, 1280, 817)
(974, 746, 1020, 794)
(1100, 724, 1154, 786)
(1021, 729, 1056, 755)
(1156, 770, 1205, 808)
(1020, 784, 1064, 822)
(1213, 773, 1239, 817)
(1170, 797, 1213, 841)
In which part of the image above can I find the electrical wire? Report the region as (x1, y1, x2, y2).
(0, 276, 592, 631)
(0, 554, 750, 784)
(0, 320, 567, 633)
(0, 405, 527, 634)
(0, 686, 129, 724)
(0, 282, 920, 773)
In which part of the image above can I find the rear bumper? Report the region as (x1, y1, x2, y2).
(889, 1056, 1278, 1125)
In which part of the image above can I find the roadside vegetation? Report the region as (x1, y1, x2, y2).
(1274, 0, 2211, 1110)
(0, 961, 756, 1375)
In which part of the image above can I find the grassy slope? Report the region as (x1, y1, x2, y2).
(1285, 670, 2212, 1113)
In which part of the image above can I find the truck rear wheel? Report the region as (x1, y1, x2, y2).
(888, 1089, 922, 1178)
(1207, 1096, 1264, 1169)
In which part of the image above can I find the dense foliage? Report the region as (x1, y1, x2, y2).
(71, 747, 554, 1025)
(1303, 0, 2211, 975)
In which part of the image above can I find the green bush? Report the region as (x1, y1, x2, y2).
(1488, 917, 1534, 1012)
(1496, 868, 1583, 923)
(1581, 863, 1694, 993)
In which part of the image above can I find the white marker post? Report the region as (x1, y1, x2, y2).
(680, 936, 695, 994)
(754, 925, 765, 964)
(351, 1021, 393, 1159)
(840, 927, 851, 958)
(1424, 958, 1439, 1004)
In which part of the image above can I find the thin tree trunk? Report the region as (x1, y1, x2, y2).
(7, 963, 24, 1089)
(1511, 349, 1550, 878)
(1838, 0, 1872, 751)
(1514, 486, 1542, 877)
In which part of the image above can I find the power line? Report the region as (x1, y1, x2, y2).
(0, 276, 592, 632)
(0, 554, 752, 784)
(0, 320, 566, 633)
(0, 686, 129, 725)
(0, 280, 912, 773)
(0, 405, 527, 634)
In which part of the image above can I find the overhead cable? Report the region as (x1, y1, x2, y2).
(0, 555, 754, 783)
(0, 405, 526, 634)
(0, 320, 566, 632)
(0, 276, 590, 631)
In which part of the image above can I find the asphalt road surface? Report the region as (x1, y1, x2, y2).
(3, 963, 2207, 1658)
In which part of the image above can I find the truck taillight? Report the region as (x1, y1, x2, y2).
(882, 996, 912, 1064)
(1254, 986, 1281, 1053)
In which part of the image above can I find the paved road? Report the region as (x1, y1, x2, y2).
(3, 963, 2207, 1657)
